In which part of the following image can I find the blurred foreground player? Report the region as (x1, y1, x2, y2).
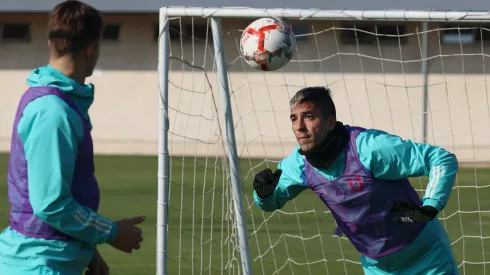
(0, 1, 145, 274)
(253, 86, 459, 274)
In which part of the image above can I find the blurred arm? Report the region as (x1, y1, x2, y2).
(20, 96, 118, 244)
(253, 149, 308, 212)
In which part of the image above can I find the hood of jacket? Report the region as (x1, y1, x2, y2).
(26, 65, 95, 121)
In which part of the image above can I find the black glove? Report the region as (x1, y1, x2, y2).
(253, 168, 282, 198)
(390, 202, 439, 224)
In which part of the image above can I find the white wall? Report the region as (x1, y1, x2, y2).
(1, 14, 489, 163)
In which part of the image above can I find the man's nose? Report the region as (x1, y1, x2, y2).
(294, 119, 306, 132)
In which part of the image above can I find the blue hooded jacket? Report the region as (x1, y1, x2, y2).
(0, 65, 117, 274)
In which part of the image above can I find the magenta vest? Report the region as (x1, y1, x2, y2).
(7, 86, 100, 240)
(304, 126, 426, 258)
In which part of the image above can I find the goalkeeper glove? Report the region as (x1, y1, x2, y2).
(253, 169, 282, 198)
(390, 202, 439, 224)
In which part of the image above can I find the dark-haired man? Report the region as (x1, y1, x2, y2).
(253, 86, 459, 274)
(0, 1, 144, 274)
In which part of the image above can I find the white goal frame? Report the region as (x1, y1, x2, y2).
(157, 7, 490, 275)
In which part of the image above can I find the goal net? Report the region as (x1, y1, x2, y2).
(157, 8, 490, 275)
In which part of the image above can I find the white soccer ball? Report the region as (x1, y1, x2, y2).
(240, 17, 296, 71)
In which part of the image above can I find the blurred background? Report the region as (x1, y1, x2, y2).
(2, 1, 490, 274)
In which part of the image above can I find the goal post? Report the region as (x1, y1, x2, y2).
(209, 16, 254, 275)
(157, 7, 490, 275)
(157, 8, 170, 275)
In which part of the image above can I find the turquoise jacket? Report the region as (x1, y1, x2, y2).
(254, 128, 458, 213)
(253, 127, 458, 268)
(0, 65, 117, 274)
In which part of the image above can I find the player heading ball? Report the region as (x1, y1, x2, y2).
(253, 86, 459, 274)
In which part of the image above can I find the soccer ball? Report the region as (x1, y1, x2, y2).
(240, 18, 296, 71)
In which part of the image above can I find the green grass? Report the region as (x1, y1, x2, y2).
(1, 153, 490, 274)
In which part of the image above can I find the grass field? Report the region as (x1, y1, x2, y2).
(0, 153, 490, 274)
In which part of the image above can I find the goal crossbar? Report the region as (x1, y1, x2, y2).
(161, 7, 490, 22)
(157, 6, 490, 275)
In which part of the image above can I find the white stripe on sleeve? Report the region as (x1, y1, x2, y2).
(426, 166, 445, 199)
(73, 208, 112, 235)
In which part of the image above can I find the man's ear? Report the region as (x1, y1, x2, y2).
(327, 116, 336, 130)
(84, 42, 96, 60)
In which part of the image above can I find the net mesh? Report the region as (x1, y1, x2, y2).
(161, 17, 490, 274)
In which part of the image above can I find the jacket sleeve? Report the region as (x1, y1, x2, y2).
(18, 95, 118, 244)
(356, 129, 458, 211)
(253, 148, 308, 212)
